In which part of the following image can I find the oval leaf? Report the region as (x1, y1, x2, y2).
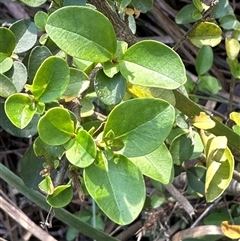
(221, 221, 240, 239)
(10, 19, 37, 53)
(119, 40, 186, 89)
(30, 56, 70, 103)
(193, 112, 216, 129)
(0, 73, 17, 98)
(84, 153, 145, 225)
(130, 143, 173, 184)
(5, 93, 37, 129)
(38, 107, 75, 145)
(103, 98, 175, 157)
(0, 27, 16, 56)
(45, 6, 117, 62)
(189, 22, 222, 48)
(46, 183, 73, 208)
(66, 129, 96, 168)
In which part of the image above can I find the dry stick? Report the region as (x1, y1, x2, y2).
(0, 196, 57, 241)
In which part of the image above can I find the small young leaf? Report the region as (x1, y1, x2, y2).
(46, 183, 73, 208)
(10, 19, 37, 54)
(230, 112, 240, 125)
(5, 93, 36, 129)
(0, 54, 13, 74)
(66, 129, 96, 168)
(34, 11, 48, 30)
(119, 40, 186, 89)
(176, 4, 201, 24)
(94, 69, 126, 105)
(198, 75, 222, 94)
(195, 46, 213, 76)
(38, 107, 75, 145)
(38, 175, 54, 195)
(226, 38, 240, 60)
(130, 143, 173, 184)
(189, 22, 222, 48)
(30, 56, 70, 103)
(84, 153, 145, 225)
(45, 6, 117, 62)
(103, 98, 175, 157)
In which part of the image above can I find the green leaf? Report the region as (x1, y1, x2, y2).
(131, 0, 153, 13)
(30, 56, 69, 103)
(0, 73, 17, 98)
(0, 103, 39, 137)
(0, 27, 16, 56)
(34, 137, 65, 161)
(66, 129, 96, 168)
(188, 22, 222, 48)
(130, 143, 173, 184)
(5, 93, 37, 129)
(0, 54, 13, 73)
(103, 98, 175, 157)
(233, 125, 240, 136)
(28, 46, 52, 84)
(47, 183, 73, 208)
(212, 0, 233, 19)
(195, 45, 213, 76)
(198, 75, 222, 94)
(84, 153, 145, 225)
(62, 68, 89, 100)
(38, 107, 75, 145)
(176, 4, 201, 24)
(187, 166, 206, 196)
(39, 175, 54, 195)
(227, 58, 240, 79)
(45, 6, 117, 62)
(169, 133, 194, 165)
(34, 11, 48, 30)
(5, 61, 27, 92)
(81, 97, 94, 117)
(10, 19, 37, 54)
(119, 40, 186, 89)
(219, 14, 238, 30)
(94, 69, 126, 105)
(19, 0, 47, 7)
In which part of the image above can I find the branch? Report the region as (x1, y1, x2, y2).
(87, 0, 137, 46)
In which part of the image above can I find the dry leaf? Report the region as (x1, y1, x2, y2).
(221, 221, 240, 239)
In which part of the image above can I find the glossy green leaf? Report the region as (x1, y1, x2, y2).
(5, 93, 37, 129)
(10, 19, 37, 53)
(198, 75, 222, 94)
(66, 129, 96, 168)
(38, 107, 75, 145)
(34, 137, 65, 161)
(20, 145, 44, 190)
(131, 0, 153, 13)
(94, 69, 126, 105)
(34, 11, 48, 30)
(130, 143, 173, 184)
(0, 27, 16, 56)
(187, 166, 206, 196)
(176, 4, 201, 24)
(226, 38, 240, 60)
(45, 6, 117, 62)
(0, 54, 13, 73)
(19, 0, 47, 7)
(47, 183, 73, 208)
(103, 98, 175, 157)
(219, 14, 238, 30)
(119, 40, 186, 89)
(195, 45, 213, 76)
(62, 68, 89, 100)
(0, 103, 39, 137)
(169, 133, 194, 165)
(5, 61, 27, 92)
(39, 175, 54, 195)
(189, 22, 222, 48)
(28, 46, 52, 84)
(30, 56, 69, 102)
(84, 153, 145, 225)
(0, 73, 16, 98)
(212, 0, 233, 19)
